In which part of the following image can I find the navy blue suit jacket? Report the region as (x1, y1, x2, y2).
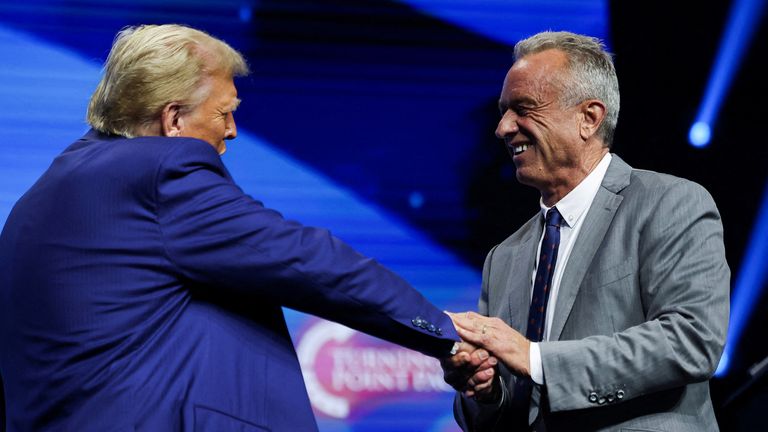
(0, 130, 458, 431)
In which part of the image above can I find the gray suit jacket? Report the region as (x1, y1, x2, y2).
(455, 155, 729, 431)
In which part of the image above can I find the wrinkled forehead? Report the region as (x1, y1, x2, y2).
(502, 50, 569, 96)
(509, 49, 568, 81)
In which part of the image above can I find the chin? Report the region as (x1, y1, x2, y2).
(515, 170, 538, 188)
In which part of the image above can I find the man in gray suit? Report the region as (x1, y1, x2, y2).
(441, 31, 730, 431)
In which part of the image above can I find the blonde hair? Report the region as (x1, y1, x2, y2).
(87, 24, 249, 137)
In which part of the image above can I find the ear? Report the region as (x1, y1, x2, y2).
(160, 102, 184, 137)
(579, 99, 606, 141)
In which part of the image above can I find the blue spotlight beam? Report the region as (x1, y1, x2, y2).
(689, 0, 767, 147)
(393, 0, 609, 47)
(716, 178, 768, 376)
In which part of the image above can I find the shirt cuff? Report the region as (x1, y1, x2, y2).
(529, 342, 544, 385)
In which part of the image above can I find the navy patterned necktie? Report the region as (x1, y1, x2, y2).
(512, 207, 564, 421)
(526, 207, 563, 342)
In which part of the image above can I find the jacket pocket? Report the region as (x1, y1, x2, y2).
(586, 258, 635, 287)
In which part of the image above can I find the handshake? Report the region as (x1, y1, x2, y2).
(440, 311, 532, 403)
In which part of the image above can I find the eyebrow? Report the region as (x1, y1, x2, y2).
(230, 98, 242, 111)
(498, 96, 537, 112)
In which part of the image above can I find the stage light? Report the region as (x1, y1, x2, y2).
(239, 5, 252, 22)
(716, 179, 768, 376)
(689, 0, 767, 148)
(716, 351, 730, 376)
(688, 122, 711, 147)
(409, 191, 425, 209)
(696, 0, 768, 376)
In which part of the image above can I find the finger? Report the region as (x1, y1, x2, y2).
(465, 367, 495, 393)
(470, 348, 492, 367)
(476, 355, 498, 370)
(441, 354, 483, 389)
(473, 375, 495, 394)
(458, 339, 478, 353)
(455, 312, 492, 334)
(471, 366, 495, 386)
(463, 311, 484, 320)
(442, 349, 472, 368)
(466, 367, 485, 387)
(443, 368, 473, 391)
(450, 311, 476, 330)
(456, 325, 486, 348)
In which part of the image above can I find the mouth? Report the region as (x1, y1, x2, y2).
(512, 143, 530, 156)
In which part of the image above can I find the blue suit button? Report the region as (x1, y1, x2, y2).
(588, 392, 598, 403)
(412, 317, 422, 327)
(427, 324, 436, 332)
(607, 393, 615, 403)
(616, 389, 625, 400)
(436, 327, 442, 335)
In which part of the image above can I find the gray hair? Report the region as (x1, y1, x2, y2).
(514, 31, 620, 147)
(87, 24, 249, 137)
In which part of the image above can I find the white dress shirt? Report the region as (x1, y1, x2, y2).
(529, 153, 612, 384)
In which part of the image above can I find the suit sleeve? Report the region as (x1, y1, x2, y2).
(453, 245, 517, 431)
(153, 139, 458, 358)
(539, 180, 730, 412)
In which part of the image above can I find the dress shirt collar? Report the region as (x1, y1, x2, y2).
(540, 153, 612, 228)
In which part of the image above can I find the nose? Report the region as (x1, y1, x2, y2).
(225, 112, 237, 140)
(495, 110, 519, 139)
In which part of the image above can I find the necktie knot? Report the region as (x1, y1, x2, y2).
(546, 207, 563, 228)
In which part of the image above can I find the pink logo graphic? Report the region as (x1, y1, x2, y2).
(296, 319, 452, 419)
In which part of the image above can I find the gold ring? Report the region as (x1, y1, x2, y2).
(481, 325, 487, 335)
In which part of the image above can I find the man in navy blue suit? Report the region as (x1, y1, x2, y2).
(0, 24, 493, 431)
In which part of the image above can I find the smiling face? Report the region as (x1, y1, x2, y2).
(496, 49, 606, 204)
(178, 72, 241, 155)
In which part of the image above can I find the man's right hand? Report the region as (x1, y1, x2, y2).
(440, 340, 500, 402)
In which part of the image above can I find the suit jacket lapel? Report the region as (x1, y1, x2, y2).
(505, 215, 542, 332)
(548, 155, 632, 341)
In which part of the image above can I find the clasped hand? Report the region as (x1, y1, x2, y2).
(440, 311, 531, 402)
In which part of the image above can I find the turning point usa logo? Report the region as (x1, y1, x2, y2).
(296, 319, 452, 418)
